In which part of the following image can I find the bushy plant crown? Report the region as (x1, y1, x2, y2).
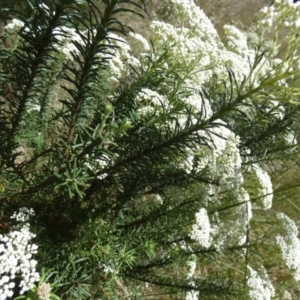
(0, 0, 300, 299)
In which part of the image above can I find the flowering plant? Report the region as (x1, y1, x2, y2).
(0, 0, 300, 299)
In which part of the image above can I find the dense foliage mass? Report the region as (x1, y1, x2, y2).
(1, 0, 300, 299)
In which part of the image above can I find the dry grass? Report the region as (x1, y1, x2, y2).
(196, 0, 272, 32)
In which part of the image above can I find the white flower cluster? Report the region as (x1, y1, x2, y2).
(37, 282, 52, 300)
(257, 0, 300, 30)
(210, 187, 253, 250)
(55, 27, 86, 60)
(189, 208, 211, 248)
(184, 93, 213, 121)
(184, 256, 199, 300)
(135, 88, 166, 106)
(186, 289, 199, 300)
(265, 100, 285, 120)
(85, 154, 112, 180)
(195, 121, 243, 188)
(239, 188, 253, 224)
(101, 263, 117, 275)
(26, 104, 41, 114)
(178, 148, 194, 175)
(149, 0, 276, 261)
(152, 0, 300, 91)
(284, 130, 297, 146)
(214, 131, 243, 187)
(234, 188, 253, 246)
(186, 259, 197, 279)
(222, 25, 276, 86)
(128, 32, 150, 52)
(179, 114, 252, 251)
(100, 32, 150, 82)
(103, 33, 140, 81)
(150, 0, 267, 87)
(245, 164, 273, 210)
(247, 265, 275, 300)
(256, 5, 279, 27)
(185, 256, 199, 300)
(0, 208, 39, 298)
(150, 0, 222, 86)
(208, 127, 231, 155)
(209, 123, 235, 158)
(10, 208, 34, 222)
(170, 94, 214, 175)
(223, 25, 250, 56)
(283, 290, 293, 300)
(276, 213, 300, 281)
(4, 19, 25, 31)
(135, 88, 169, 118)
(155, 194, 163, 205)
